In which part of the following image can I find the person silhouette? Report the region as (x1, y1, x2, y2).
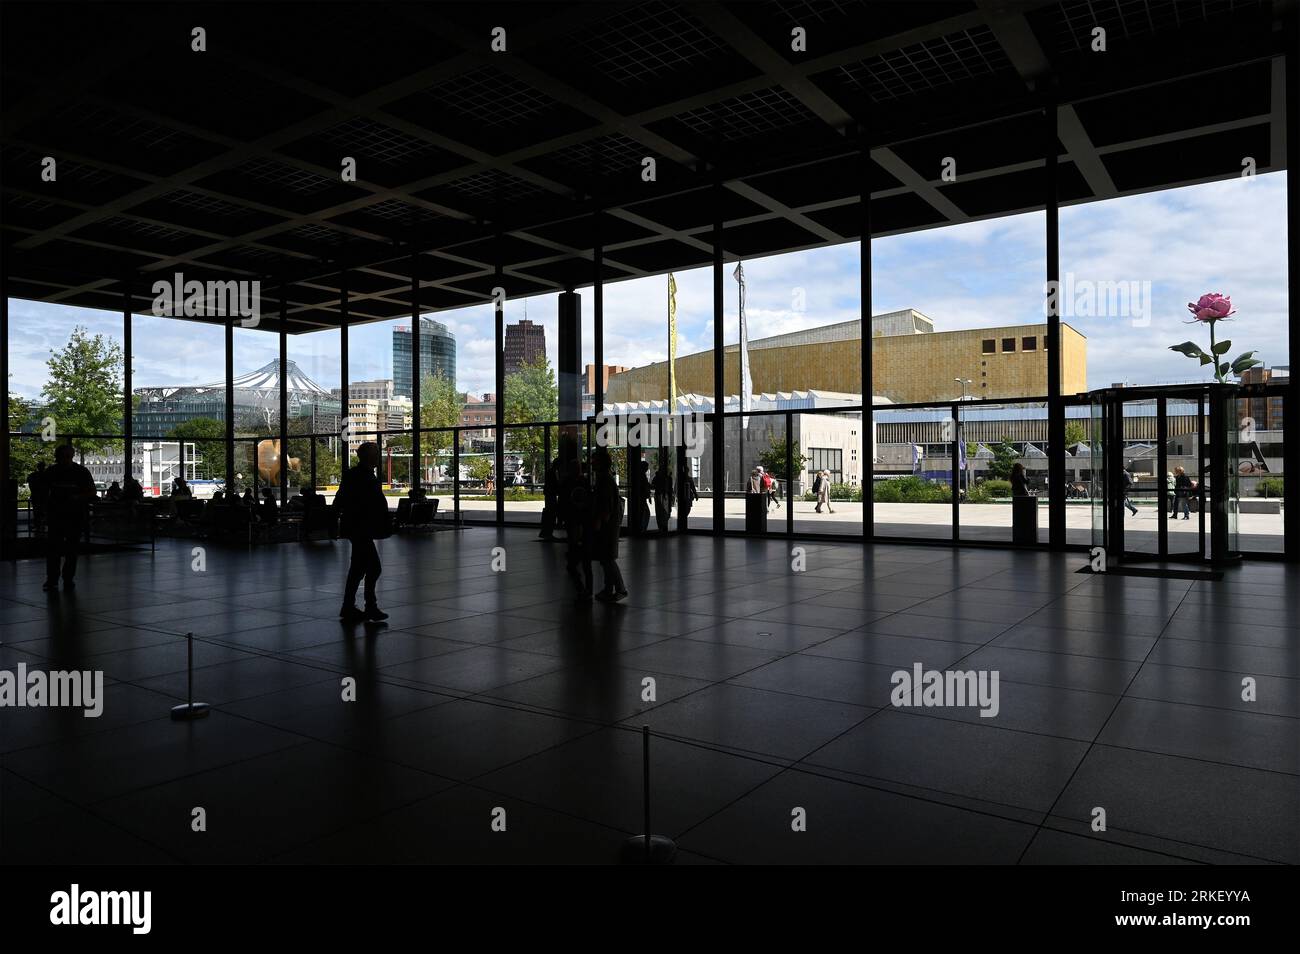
(27, 461, 48, 532)
(591, 447, 627, 602)
(651, 459, 673, 533)
(562, 459, 594, 602)
(42, 445, 95, 591)
(676, 458, 697, 531)
(334, 441, 391, 623)
(538, 454, 560, 541)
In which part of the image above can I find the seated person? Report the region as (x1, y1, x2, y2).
(104, 480, 123, 502)
(211, 489, 225, 503)
(172, 476, 193, 498)
(122, 476, 145, 501)
(258, 488, 279, 524)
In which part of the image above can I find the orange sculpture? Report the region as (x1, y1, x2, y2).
(256, 439, 300, 485)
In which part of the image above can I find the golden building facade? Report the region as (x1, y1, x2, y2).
(604, 313, 1087, 406)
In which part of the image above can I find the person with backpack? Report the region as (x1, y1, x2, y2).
(1121, 465, 1139, 516)
(760, 467, 780, 511)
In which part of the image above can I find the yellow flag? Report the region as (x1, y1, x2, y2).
(667, 273, 678, 409)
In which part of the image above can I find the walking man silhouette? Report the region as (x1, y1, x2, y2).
(335, 441, 391, 623)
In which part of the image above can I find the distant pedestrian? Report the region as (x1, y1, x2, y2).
(760, 467, 780, 511)
(1122, 466, 1139, 516)
(538, 455, 560, 541)
(27, 462, 48, 532)
(651, 461, 673, 533)
(676, 459, 697, 531)
(1173, 466, 1193, 520)
(815, 470, 834, 514)
(591, 447, 627, 602)
(562, 459, 593, 601)
(42, 445, 95, 591)
(334, 441, 391, 623)
(635, 459, 653, 532)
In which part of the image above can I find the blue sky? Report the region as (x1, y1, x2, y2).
(7, 171, 1289, 401)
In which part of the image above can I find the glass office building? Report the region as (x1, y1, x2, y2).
(393, 317, 456, 397)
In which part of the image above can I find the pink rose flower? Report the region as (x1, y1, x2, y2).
(1186, 293, 1235, 322)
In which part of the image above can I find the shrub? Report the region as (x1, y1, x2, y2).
(982, 478, 1013, 501)
(873, 476, 950, 504)
(1257, 476, 1285, 498)
(829, 482, 861, 502)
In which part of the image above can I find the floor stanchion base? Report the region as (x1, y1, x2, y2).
(170, 702, 211, 721)
(620, 834, 677, 865)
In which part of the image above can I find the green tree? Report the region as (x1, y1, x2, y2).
(758, 434, 806, 481)
(8, 392, 48, 489)
(504, 355, 558, 479)
(169, 417, 225, 479)
(1064, 421, 1087, 447)
(986, 439, 1020, 480)
(466, 455, 493, 483)
(388, 371, 462, 481)
(421, 371, 462, 478)
(42, 326, 125, 455)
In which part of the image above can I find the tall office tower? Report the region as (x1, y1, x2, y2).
(393, 317, 457, 398)
(504, 318, 546, 376)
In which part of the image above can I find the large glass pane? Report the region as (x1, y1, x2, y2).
(1120, 399, 1161, 556)
(1166, 396, 1203, 558)
(724, 412, 787, 535)
(1088, 397, 1105, 550)
(793, 409, 864, 536)
(8, 301, 126, 469)
(958, 401, 1049, 544)
(286, 327, 341, 495)
(1236, 387, 1284, 553)
(132, 313, 226, 499)
(870, 405, 954, 540)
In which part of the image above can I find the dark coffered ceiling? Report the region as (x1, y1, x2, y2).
(1, 0, 1290, 333)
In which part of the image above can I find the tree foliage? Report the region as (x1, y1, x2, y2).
(758, 434, 806, 481)
(504, 355, 558, 479)
(985, 439, 1020, 480)
(41, 326, 125, 454)
(8, 392, 49, 486)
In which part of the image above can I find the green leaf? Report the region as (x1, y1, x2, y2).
(1211, 339, 1232, 355)
(1218, 362, 1232, 377)
(1198, 354, 1214, 366)
(1231, 353, 1262, 374)
(1169, 341, 1205, 358)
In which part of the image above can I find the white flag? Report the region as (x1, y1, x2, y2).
(733, 262, 751, 429)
